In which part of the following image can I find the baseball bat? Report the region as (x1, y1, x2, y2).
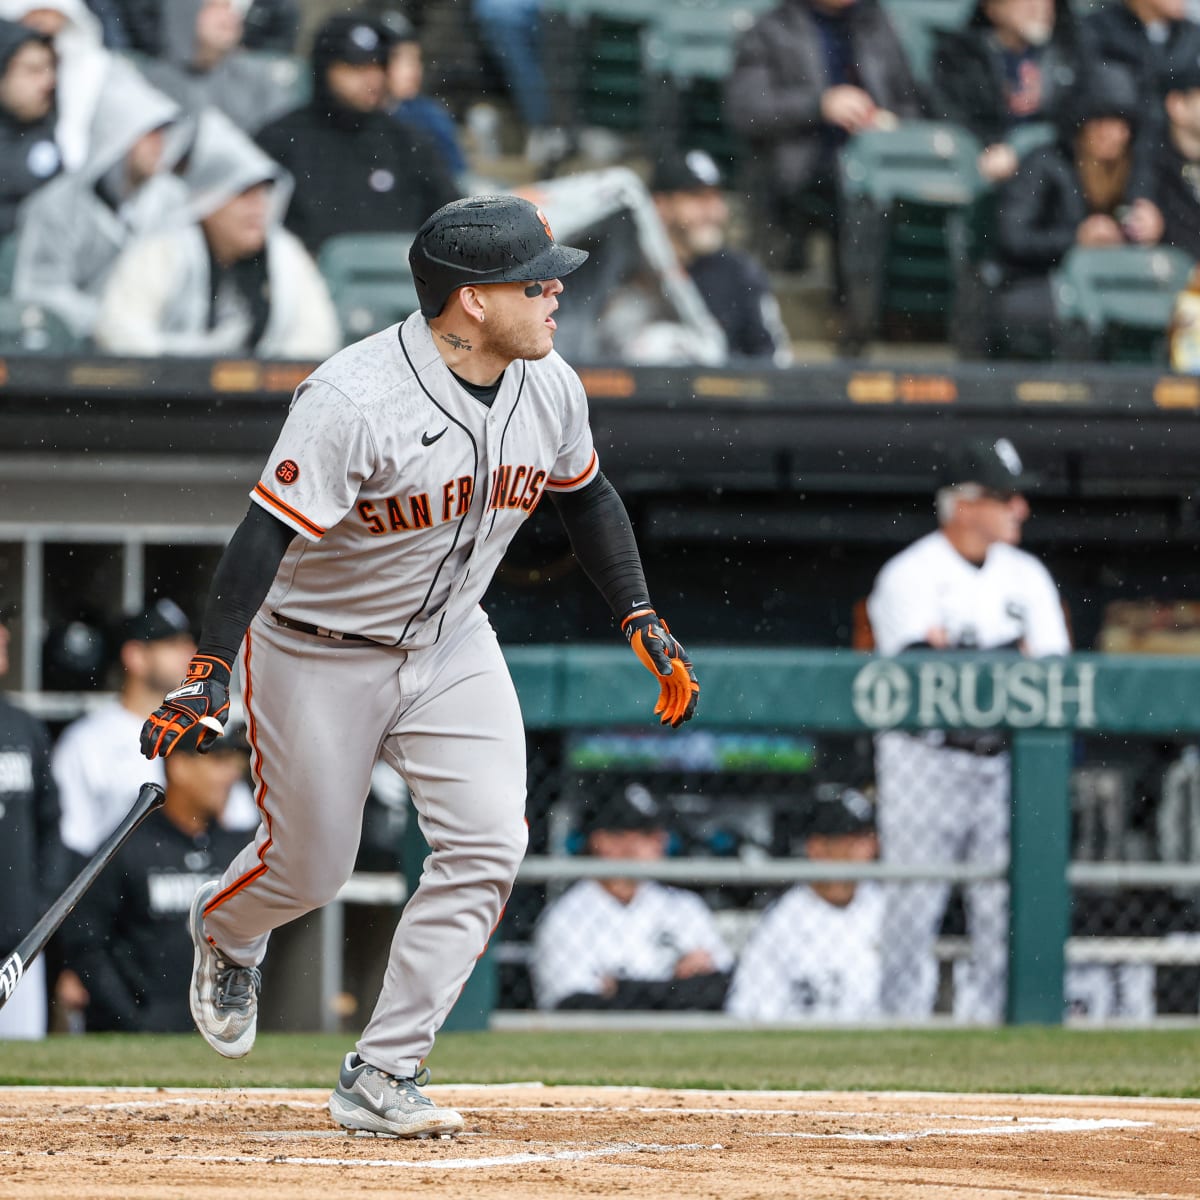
(0, 781, 166, 1010)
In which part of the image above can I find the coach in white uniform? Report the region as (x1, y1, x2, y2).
(726, 787, 883, 1022)
(532, 782, 732, 1010)
(138, 196, 699, 1138)
(867, 438, 1070, 1023)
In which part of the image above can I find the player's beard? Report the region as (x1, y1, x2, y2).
(481, 307, 555, 363)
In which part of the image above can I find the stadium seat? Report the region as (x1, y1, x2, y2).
(243, 51, 311, 112)
(880, 0, 975, 83)
(1051, 245, 1195, 363)
(838, 121, 983, 346)
(317, 233, 421, 343)
(0, 299, 81, 353)
(0, 234, 17, 295)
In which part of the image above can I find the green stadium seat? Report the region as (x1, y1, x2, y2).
(317, 233, 421, 343)
(0, 234, 17, 295)
(838, 121, 983, 346)
(1051, 245, 1195, 363)
(880, 0, 975, 83)
(244, 51, 311, 112)
(0, 299, 81, 352)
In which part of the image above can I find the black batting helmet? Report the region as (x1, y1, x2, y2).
(408, 195, 589, 319)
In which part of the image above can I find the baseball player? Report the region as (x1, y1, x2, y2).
(725, 787, 883, 1022)
(867, 438, 1070, 1022)
(531, 782, 732, 1011)
(138, 195, 699, 1138)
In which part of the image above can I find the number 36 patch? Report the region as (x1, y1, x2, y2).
(275, 459, 300, 485)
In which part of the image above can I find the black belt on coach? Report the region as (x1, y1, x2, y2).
(271, 612, 373, 643)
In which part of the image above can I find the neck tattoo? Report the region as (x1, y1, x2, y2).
(439, 332, 473, 351)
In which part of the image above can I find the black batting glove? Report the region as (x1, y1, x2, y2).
(621, 607, 700, 727)
(140, 654, 231, 759)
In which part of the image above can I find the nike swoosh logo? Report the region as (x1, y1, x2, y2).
(421, 428, 447, 447)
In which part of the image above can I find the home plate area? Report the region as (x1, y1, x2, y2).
(2, 1085, 1198, 1199)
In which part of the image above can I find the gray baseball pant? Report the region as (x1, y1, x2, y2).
(202, 607, 528, 1077)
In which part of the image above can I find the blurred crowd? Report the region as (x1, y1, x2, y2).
(2, 0, 1200, 363)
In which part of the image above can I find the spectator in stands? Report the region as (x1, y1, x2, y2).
(1153, 63, 1200, 258)
(531, 782, 733, 1010)
(0, 19, 60, 236)
(0, 0, 141, 171)
(650, 149, 792, 363)
(256, 13, 458, 256)
(12, 67, 183, 339)
(725, 0, 923, 269)
(0, 607, 68, 1039)
(378, 9, 466, 185)
(725, 787, 883, 1021)
(97, 0, 298, 55)
(52, 598, 258, 861)
(931, 0, 1084, 183)
(65, 724, 250, 1031)
(471, 0, 567, 171)
(92, 107, 341, 357)
(993, 69, 1163, 357)
(138, 0, 298, 134)
(1082, 0, 1200, 110)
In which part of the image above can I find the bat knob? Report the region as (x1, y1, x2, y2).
(198, 717, 225, 736)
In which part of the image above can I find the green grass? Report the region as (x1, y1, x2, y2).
(1, 1029, 1197, 1096)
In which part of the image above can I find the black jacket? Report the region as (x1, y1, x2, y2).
(0, 695, 66, 951)
(67, 814, 245, 1032)
(725, 0, 924, 194)
(1154, 137, 1200, 260)
(1082, 3, 1200, 102)
(689, 249, 787, 360)
(931, 10, 1083, 146)
(0, 20, 61, 237)
(256, 38, 458, 255)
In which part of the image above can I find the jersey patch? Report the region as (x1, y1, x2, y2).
(275, 459, 300, 485)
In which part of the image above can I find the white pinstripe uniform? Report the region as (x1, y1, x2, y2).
(201, 311, 599, 1076)
(868, 531, 1070, 1023)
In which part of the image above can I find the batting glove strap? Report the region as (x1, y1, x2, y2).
(620, 608, 700, 728)
(139, 654, 232, 759)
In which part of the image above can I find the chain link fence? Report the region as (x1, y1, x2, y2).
(468, 726, 1200, 1022)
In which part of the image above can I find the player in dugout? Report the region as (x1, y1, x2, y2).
(139, 195, 700, 1138)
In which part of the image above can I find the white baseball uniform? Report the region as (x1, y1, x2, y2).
(531, 879, 733, 1010)
(202, 312, 599, 1077)
(52, 701, 259, 855)
(867, 530, 1070, 1022)
(724, 884, 884, 1021)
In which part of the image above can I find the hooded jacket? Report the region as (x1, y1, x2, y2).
(13, 68, 184, 336)
(139, 0, 296, 135)
(930, 0, 1082, 147)
(725, 0, 924, 194)
(0, 19, 61, 235)
(255, 16, 459, 253)
(93, 108, 340, 359)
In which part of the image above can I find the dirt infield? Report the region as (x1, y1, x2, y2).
(1, 1085, 1197, 1199)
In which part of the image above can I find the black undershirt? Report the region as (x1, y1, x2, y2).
(196, 472, 649, 662)
(449, 367, 503, 407)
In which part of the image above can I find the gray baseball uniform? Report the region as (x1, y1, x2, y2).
(202, 312, 598, 1076)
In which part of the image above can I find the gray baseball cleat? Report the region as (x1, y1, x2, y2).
(187, 880, 260, 1059)
(328, 1053, 465, 1138)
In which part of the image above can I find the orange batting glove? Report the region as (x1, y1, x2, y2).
(140, 654, 231, 758)
(621, 607, 700, 728)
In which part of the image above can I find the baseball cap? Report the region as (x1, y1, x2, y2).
(939, 437, 1036, 493)
(115, 598, 193, 646)
(805, 786, 877, 838)
(312, 14, 390, 67)
(583, 781, 665, 835)
(409, 194, 589, 318)
(650, 148, 723, 194)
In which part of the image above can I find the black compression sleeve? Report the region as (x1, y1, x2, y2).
(550, 472, 651, 620)
(196, 503, 298, 664)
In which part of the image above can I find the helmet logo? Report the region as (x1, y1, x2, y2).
(536, 208, 553, 240)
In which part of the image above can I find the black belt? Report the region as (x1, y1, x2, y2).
(272, 612, 373, 642)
